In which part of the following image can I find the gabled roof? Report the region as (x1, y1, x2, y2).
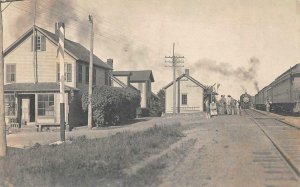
(113, 70, 154, 82)
(4, 82, 79, 93)
(4, 26, 112, 70)
(162, 73, 206, 90)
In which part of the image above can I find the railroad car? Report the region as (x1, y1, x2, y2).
(255, 64, 300, 114)
(255, 85, 271, 110)
(240, 92, 252, 109)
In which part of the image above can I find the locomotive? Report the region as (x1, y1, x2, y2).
(240, 92, 253, 109)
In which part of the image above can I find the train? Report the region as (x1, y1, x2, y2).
(255, 64, 300, 114)
(240, 92, 254, 109)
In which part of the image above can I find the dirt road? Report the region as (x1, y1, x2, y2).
(6, 112, 300, 187)
(158, 115, 299, 187)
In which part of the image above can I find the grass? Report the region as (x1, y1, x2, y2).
(0, 123, 184, 187)
(124, 138, 196, 187)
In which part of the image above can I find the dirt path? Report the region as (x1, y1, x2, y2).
(7, 113, 206, 148)
(158, 115, 299, 187)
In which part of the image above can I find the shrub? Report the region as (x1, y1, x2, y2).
(149, 90, 165, 117)
(82, 86, 141, 127)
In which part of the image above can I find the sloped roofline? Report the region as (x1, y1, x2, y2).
(162, 74, 207, 90)
(4, 26, 77, 59)
(113, 70, 154, 82)
(3, 26, 112, 70)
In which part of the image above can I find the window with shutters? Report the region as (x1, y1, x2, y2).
(6, 64, 16, 83)
(33, 36, 46, 51)
(36, 36, 42, 51)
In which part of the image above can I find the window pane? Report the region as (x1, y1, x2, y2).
(38, 94, 54, 116)
(66, 64, 72, 82)
(182, 94, 187, 105)
(4, 95, 15, 116)
(38, 109, 45, 116)
(6, 65, 16, 83)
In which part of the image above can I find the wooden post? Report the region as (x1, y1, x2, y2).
(32, 0, 37, 83)
(57, 22, 65, 141)
(88, 15, 94, 129)
(0, 2, 7, 157)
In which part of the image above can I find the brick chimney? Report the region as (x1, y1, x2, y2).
(185, 69, 189, 75)
(107, 59, 113, 69)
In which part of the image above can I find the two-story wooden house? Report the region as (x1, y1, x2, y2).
(3, 25, 112, 128)
(112, 70, 154, 110)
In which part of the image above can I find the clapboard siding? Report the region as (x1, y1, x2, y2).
(165, 77, 204, 113)
(5, 36, 35, 83)
(96, 67, 106, 86)
(36, 32, 76, 88)
(4, 31, 76, 88)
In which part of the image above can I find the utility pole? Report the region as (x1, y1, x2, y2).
(165, 43, 184, 114)
(57, 22, 65, 141)
(88, 15, 94, 129)
(32, 0, 37, 83)
(0, 0, 24, 157)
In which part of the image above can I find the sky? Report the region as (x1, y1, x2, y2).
(2, 0, 300, 99)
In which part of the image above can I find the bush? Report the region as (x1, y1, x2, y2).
(149, 90, 165, 117)
(82, 86, 141, 127)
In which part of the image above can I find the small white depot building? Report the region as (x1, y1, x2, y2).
(163, 69, 208, 113)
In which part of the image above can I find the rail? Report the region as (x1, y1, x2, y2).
(244, 109, 300, 178)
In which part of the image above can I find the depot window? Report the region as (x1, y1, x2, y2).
(182, 94, 187, 105)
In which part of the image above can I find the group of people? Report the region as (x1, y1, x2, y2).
(205, 95, 241, 119)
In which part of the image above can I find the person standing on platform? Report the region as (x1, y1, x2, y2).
(205, 99, 211, 119)
(226, 95, 232, 115)
(236, 100, 240, 115)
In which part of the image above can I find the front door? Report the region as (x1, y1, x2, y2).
(21, 98, 30, 124)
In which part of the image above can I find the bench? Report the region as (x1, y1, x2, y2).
(36, 123, 61, 132)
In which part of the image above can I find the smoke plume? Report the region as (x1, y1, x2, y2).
(193, 57, 260, 92)
(13, 0, 86, 39)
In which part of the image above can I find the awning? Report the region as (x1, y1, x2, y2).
(4, 82, 79, 93)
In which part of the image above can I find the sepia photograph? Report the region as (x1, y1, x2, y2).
(0, 0, 299, 186)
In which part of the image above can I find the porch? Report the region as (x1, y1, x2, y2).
(4, 82, 78, 130)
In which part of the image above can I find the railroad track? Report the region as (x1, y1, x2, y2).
(245, 109, 300, 186)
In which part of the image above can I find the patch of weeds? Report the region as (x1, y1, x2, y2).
(0, 123, 184, 187)
(123, 139, 196, 187)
